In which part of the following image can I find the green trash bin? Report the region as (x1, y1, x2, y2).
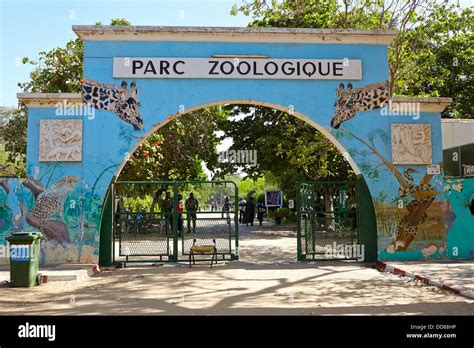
(6, 232, 43, 287)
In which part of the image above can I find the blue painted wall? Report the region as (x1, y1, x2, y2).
(444, 177, 474, 259)
(1, 32, 453, 264)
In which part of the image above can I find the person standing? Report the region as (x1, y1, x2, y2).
(238, 197, 246, 224)
(186, 192, 199, 233)
(177, 194, 183, 235)
(245, 197, 256, 227)
(160, 191, 173, 233)
(222, 196, 232, 224)
(256, 200, 266, 226)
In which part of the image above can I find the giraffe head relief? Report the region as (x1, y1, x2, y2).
(81, 79, 144, 131)
(331, 83, 355, 129)
(114, 81, 144, 131)
(330, 81, 389, 129)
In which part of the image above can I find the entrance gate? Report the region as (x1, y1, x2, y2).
(296, 181, 359, 261)
(111, 180, 239, 264)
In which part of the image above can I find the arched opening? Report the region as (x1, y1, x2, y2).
(98, 100, 377, 266)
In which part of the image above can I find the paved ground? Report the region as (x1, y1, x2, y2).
(0, 222, 473, 315)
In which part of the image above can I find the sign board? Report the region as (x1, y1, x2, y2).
(463, 164, 474, 177)
(443, 143, 474, 177)
(427, 164, 441, 175)
(265, 190, 283, 207)
(113, 57, 362, 80)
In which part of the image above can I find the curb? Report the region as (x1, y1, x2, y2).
(0, 264, 101, 286)
(43, 264, 101, 283)
(376, 261, 474, 299)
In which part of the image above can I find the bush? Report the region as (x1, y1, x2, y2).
(268, 207, 296, 224)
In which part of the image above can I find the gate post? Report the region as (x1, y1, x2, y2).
(99, 188, 113, 267)
(233, 182, 239, 260)
(295, 182, 303, 261)
(357, 175, 377, 263)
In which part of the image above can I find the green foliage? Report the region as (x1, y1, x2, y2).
(268, 207, 295, 224)
(232, 0, 398, 30)
(0, 106, 27, 176)
(18, 38, 84, 93)
(123, 195, 153, 211)
(110, 18, 132, 26)
(217, 105, 354, 199)
(237, 176, 276, 201)
(119, 106, 229, 183)
(6, 18, 131, 176)
(18, 18, 132, 94)
(232, 0, 473, 118)
(394, 3, 473, 118)
(0, 145, 18, 176)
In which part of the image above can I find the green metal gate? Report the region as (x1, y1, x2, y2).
(112, 180, 239, 264)
(296, 181, 360, 261)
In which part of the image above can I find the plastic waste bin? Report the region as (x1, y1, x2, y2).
(5, 232, 43, 287)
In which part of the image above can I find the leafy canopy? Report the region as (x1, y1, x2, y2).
(232, 0, 473, 118)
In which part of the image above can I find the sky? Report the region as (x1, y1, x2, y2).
(0, 0, 250, 107)
(0, 0, 473, 107)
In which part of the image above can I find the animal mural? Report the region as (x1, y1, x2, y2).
(343, 131, 442, 252)
(0, 175, 103, 264)
(330, 81, 389, 128)
(392, 168, 441, 251)
(23, 176, 79, 244)
(0, 179, 14, 234)
(81, 79, 144, 131)
(0, 178, 34, 234)
(330, 81, 444, 254)
(444, 177, 474, 258)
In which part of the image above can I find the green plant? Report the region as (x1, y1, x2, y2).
(269, 207, 289, 218)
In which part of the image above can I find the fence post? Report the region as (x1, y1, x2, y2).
(234, 182, 239, 260)
(172, 182, 178, 262)
(296, 182, 302, 261)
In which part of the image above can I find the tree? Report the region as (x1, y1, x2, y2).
(118, 106, 229, 197)
(17, 17, 130, 93)
(4, 19, 133, 175)
(394, 3, 473, 118)
(18, 38, 84, 94)
(231, 0, 400, 30)
(0, 107, 27, 176)
(216, 105, 354, 199)
(232, 0, 473, 118)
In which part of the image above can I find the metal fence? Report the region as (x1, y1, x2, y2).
(296, 181, 359, 261)
(112, 180, 239, 264)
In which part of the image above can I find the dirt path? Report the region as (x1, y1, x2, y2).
(0, 223, 473, 315)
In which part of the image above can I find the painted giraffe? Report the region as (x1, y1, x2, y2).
(347, 132, 443, 251)
(81, 79, 144, 131)
(330, 81, 389, 129)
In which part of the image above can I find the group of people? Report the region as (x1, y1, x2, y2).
(151, 191, 267, 233)
(238, 197, 266, 226)
(154, 191, 199, 234)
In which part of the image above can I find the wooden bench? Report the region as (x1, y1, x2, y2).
(189, 238, 217, 268)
